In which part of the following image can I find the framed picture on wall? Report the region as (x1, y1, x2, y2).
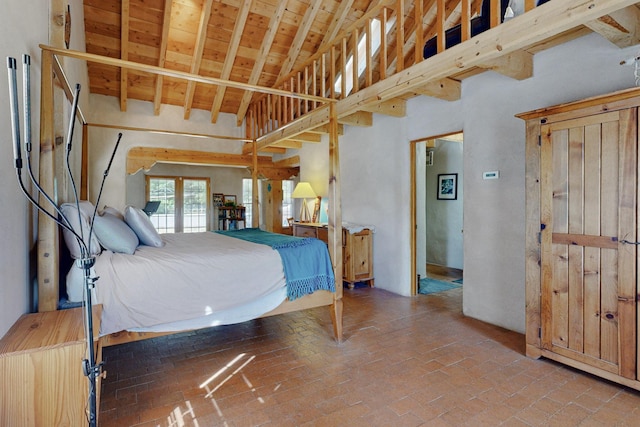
(437, 173, 458, 200)
(213, 193, 224, 207)
(223, 195, 237, 206)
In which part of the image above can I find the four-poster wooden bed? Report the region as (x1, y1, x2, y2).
(36, 45, 344, 346)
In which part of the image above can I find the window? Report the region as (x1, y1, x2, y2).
(242, 178, 252, 226)
(282, 180, 294, 226)
(334, 17, 394, 97)
(147, 176, 210, 233)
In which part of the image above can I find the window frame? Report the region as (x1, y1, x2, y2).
(146, 175, 211, 233)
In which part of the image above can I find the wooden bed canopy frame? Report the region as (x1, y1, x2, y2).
(36, 45, 344, 345)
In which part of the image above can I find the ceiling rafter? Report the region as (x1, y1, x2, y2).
(120, 0, 130, 112)
(153, 0, 173, 116)
(210, 0, 252, 124)
(183, 0, 215, 120)
(234, 0, 289, 126)
(276, 0, 325, 82)
(319, 0, 355, 50)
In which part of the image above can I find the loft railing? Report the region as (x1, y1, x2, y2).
(246, 0, 543, 141)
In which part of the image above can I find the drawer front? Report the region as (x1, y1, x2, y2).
(294, 226, 317, 238)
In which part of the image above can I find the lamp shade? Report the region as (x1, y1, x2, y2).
(291, 182, 316, 199)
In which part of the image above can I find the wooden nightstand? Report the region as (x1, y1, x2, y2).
(0, 306, 102, 426)
(292, 222, 374, 289)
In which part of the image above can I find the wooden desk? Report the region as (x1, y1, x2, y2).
(0, 306, 102, 426)
(292, 223, 374, 288)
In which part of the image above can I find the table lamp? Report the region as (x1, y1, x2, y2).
(291, 182, 316, 223)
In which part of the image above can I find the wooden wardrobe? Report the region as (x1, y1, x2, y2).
(518, 87, 640, 391)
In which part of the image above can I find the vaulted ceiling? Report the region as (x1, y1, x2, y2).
(82, 0, 486, 125)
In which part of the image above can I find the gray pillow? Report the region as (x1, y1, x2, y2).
(93, 212, 139, 254)
(124, 205, 164, 247)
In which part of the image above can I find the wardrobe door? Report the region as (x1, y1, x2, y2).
(539, 108, 637, 379)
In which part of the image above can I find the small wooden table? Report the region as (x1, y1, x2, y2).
(0, 306, 102, 426)
(292, 222, 374, 288)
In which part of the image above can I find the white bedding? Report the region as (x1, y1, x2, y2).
(92, 232, 287, 336)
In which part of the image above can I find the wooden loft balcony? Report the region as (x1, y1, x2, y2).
(246, 0, 640, 150)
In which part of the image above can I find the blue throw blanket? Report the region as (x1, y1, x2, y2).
(215, 228, 335, 300)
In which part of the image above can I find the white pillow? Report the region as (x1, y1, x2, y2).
(93, 212, 139, 254)
(65, 262, 97, 303)
(100, 206, 124, 220)
(124, 205, 164, 247)
(60, 202, 101, 259)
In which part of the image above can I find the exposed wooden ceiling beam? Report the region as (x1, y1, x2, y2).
(285, 132, 323, 143)
(183, 0, 214, 120)
(120, 0, 129, 112)
(319, 0, 355, 50)
(276, 0, 324, 82)
(127, 146, 274, 175)
(585, 6, 640, 48)
(210, 0, 252, 124)
(42, 45, 333, 104)
(413, 77, 461, 101)
(275, 156, 301, 168)
(153, 0, 172, 116)
(235, 1, 290, 126)
(477, 50, 533, 80)
(308, 123, 344, 135)
(339, 111, 373, 126)
(360, 98, 407, 117)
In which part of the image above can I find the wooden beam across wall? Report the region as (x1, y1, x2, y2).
(40, 46, 334, 106)
(126, 147, 274, 175)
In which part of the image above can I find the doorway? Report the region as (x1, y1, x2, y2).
(411, 132, 464, 296)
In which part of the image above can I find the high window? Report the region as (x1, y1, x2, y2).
(147, 176, 210, 234)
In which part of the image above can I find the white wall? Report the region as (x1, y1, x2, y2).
(425, 139, 464, 269)
(87, 95, 246, 210)
(0, 0, 89, 338)
(334, 32, 638, 332)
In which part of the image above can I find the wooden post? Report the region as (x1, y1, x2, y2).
(81, 123, 89, 200)
(328, 102, 343, 342)
(252, 141, 259, 228)
(38, 50, 59, 312)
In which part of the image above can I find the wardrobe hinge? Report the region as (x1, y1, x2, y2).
(539, 327, 541, 338)
(537, 232, 541, 244)
(538, 135, 541, 146)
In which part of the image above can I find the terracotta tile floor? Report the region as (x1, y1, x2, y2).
(99, 285, 640, 426)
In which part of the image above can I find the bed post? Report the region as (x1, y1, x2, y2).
(328, 103, 343, 342)
(252, 139, 259, 227)
(37, 49, 59, 312)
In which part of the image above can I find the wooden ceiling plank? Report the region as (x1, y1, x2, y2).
(183, 0, 215, 120)
(235, 0, 289, 126)
(154, 0, 172, 116)
(276, 0, 324, 82)
(210, 0, 252, 123)
(120, 0, 130, 112)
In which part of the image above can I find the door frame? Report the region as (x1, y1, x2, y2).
(410, 131, 463, 296)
